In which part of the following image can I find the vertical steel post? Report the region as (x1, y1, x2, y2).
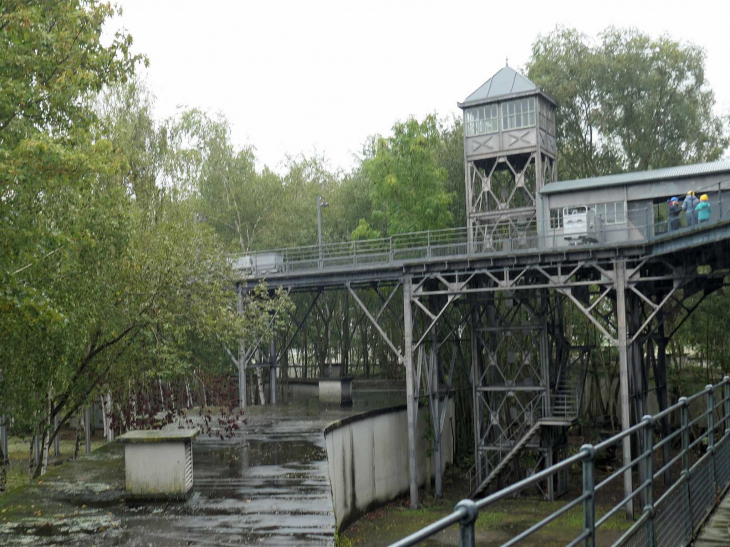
(717, 182, 722, 220)
(403, 276, 418, 508)
(722, 376, 730, 435)
(84, 407, 91, 455)
(237, 287, 247, 409)
(707, 385, 715, 452)
(455, 499, 478, 547)
(706, 385, 716, 487)
(317, 196, 324, 270)
(642, 416, 655, 546)
(680, 397, 691, 542)
(270, 335, 277, 406)
(431, 324, 442, 498)
(680, 397, 690, 471)
(582, 445, 596, 547)
(470, 302, 481, 486)
(614, 260, 634, 519)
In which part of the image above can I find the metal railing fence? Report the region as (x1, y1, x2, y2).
(389, 378, 730, 547)
(234, 183, 729, 278)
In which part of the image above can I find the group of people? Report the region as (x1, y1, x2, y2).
(667, 191, 711, 231)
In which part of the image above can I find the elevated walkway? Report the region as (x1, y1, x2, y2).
(238, 218, 730, 291)
(694, 488, 730, 546)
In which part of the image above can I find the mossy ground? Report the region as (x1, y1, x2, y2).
(1, 439, 126, 545)
(3, 433, 107, 494)
(339, 467, 633, 547)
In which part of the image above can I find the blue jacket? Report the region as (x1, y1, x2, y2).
(682, 195, 699, 212)
(695, 201, 711, 222)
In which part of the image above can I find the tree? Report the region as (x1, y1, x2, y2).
(527, 27, 728, 180)
(0, 1, 292, 478)
(1, 2, 144, 476)
(359, 115, 454, 236)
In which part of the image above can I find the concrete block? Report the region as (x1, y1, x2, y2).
(117, 429, 199, 499)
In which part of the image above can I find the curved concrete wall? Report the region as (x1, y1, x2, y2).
(324, 399, 455, 529)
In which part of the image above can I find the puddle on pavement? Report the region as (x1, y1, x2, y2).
(1, 401, 406, 545)
(195, 438, 326, 476)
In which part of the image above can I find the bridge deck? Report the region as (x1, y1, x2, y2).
(241, 219, 730, 290)
(694, 487, 730, 546)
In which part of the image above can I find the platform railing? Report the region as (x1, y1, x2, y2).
(389, 378, 730, 547)
(234, 185, 729, 278)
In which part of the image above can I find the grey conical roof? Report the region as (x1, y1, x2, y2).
(460, 66, 543, 106)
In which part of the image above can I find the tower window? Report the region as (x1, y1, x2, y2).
(539, 98, 556, 136)
(501, 97, 536, 131)
(465, 104, 499, 137)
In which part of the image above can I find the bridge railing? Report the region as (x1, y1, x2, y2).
(389, 378, 730, 547)
(234, 183, 729, 277)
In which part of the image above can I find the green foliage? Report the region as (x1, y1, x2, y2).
(360, 115, 455, 236)
(0, 2, 292, 477)
(527, 27, 729, 180)
(351, 219, 381, 241)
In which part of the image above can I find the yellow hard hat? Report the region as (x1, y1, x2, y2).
(687, 191, 692, 195)
(700, 194, 709, 202)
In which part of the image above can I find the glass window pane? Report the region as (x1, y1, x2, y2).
(606, 203, 616, 224)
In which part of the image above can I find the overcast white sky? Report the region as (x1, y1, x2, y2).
(104, 0, 730, 173)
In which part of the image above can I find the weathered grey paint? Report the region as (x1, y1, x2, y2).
(324, 400, 455, 529)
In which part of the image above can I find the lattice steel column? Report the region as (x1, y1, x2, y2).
(614, 259, 634, 519)
(237, 286, 247, 409)
(403, 275, 418, 508)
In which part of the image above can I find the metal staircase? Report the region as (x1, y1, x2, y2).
(470, 365, 581, 499)
(551, 369, 579, 419)
(470, 420, 544, 498)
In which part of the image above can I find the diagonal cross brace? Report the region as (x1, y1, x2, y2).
(347, 282, 403, 363)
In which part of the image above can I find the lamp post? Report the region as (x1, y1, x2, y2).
(317, 196, 329, 269)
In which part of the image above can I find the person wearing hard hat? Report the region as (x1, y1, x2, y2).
(682, 191, 699, 227)
(668, 197, 681, 231)
(696, 194, 711, 224)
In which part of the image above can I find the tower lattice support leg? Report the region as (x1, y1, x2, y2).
(403, 276, 419, 508)
(614, 260, 634, 519)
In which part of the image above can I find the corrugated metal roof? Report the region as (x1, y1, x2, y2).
(540, 160, 730, 195)
(461, 66, 539, 105)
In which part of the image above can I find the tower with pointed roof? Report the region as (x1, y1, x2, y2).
(458, 65, 557, 249)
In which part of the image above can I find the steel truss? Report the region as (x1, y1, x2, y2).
(466, 151, 556, 252)
(234, 250, 729, 511)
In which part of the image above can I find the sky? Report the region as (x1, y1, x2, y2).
(103, 0, 730, 173)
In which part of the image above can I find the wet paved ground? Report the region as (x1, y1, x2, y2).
(0, 392, 404, 546)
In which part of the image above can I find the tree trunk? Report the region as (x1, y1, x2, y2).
(303, 330, 308, 379)
(0, 448, 6, 493)
(256, 366, 266, 405)
(102, 392, 114, 442)
(74, 426, 80, 459)
(32, 389, 54, 478)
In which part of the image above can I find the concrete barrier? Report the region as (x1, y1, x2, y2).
(324, 398, 455, 529)
(286, 379, 320, 399)
(319, 377, 353, 405)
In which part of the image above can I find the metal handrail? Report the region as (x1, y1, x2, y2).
(389, 377, 730, 547)
(234, 189, 729, 278)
